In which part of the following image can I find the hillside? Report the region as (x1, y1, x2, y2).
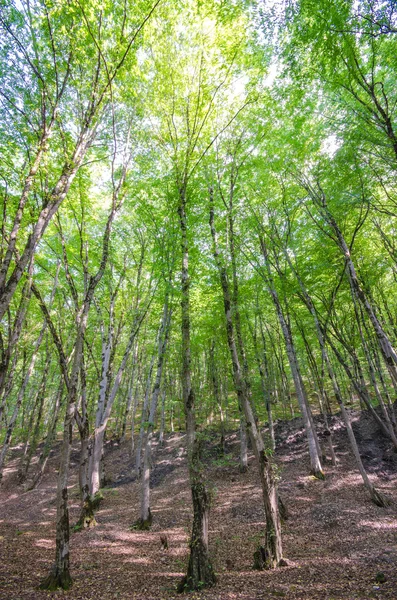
(0, 413, 396, 600)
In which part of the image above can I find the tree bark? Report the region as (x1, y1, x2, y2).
(18, 348, 51, 484)
(90, 312, 145, 496)
(29, 383, 63, 490)
(308, 188, 397, 387)
(210, 192, 283, 568)
(138, 295, 171, 527)
(41, 170, 123, 589)
(177, 184, 216, 592)
(259, 236, 324, 478)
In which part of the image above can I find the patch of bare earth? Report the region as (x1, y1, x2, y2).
(0, 419, 396, 600)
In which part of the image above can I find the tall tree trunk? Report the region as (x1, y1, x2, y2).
(285, 252, 389, 503)
(75, 353, 96, 529)
(209, 342, 225, 454)
(0, 127, 96, 324)
(39, 303, 87, 591)
(210, 192, 283, 568)
(296, 320, 336, 465)
(227, 190, 255, 462)
(250, 318, 276, 451)
(0, 280, 43, 484)
(239, 416, 248, 471)
(138, 295, 171, 527)
(90, 314, 144, 497)
(329, 336, 397, 449)
(18, 350, 51, 484)
(121, 344, 139, 443)
(177, 185, 216, 592)
(159, 387, 166, 447)
(130, 381, 140, 458)
(29, 383, 63, 490)
(40, 170, 122, 589)
(135, 350, 156, 477)
(0, 349, 19, 431)
(323, 332, 389, 506)
(259, 237, 324, 478)
(309, 191, 397, 387)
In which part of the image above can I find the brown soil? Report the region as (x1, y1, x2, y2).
(0, 412, 396, 600)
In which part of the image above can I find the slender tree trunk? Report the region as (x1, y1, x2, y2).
(251, 318, 275, 451)
(227, 193, 257, 459)
(17, 353, 50, 484)
(260, 238, 323, 477)
(29, 383, 63, 490)
(312, 196, 397, 387)
(359, 318, 397, 441)
(75, 355, 96, 529)
(280, 228, 389, 503)
(138, 295, 171, 527)
(121, 345, 138, 443)
(360, 306, 397, 431)
(39, 300, 88, 591)
(91, 317, 143, 496)
(0, 266, 33, 402)
(0, 127, 96, 323)
(210, 192, 283, 568)
(372, 342, 397, 431)
(340, 398, 389, 506)
(0, 294, 47, 483)
(239, 417, 248, 471)
(329, 337, 397, 449)
(209, 342, 225, 454)
(0, 349, 19, 431)
(130, 381, 140, 457)
(177, 185, 216, 592)
(135, 351, 156, 477)
(324, 336, 389, 506)
(41, 171, 122, 589)
(159, 387, 166, 447)
(0, 392, 26, 484)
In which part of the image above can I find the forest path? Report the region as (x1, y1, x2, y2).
(0, 419, 396, 600)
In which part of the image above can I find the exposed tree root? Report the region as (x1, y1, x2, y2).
(370, 487, 391, 508)
(39, 566, 72, 591)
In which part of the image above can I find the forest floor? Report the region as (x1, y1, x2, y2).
(0, 410, 396, 600)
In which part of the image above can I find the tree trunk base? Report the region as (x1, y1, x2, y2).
(253, 545, 274, 570)
(75, 492, 103, 530)
(27, 474, 42, 491)
(370, 487, 390, 508)
(39, 565, 72, 591)
(311, 468, 325, 480)
(75, 509, 97, 531)
(177, 545, 216, 593)
(278, 558, 289, 567)
(132, 509, 153, 531)
(253, 543, 282, 570)
(17, 470, 27, 486)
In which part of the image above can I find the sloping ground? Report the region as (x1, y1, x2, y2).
(0, 414, 396, 600)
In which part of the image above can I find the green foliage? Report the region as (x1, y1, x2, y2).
(1, 0, 397, 473)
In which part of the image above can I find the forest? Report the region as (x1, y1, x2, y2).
(0, 0, 396, 598)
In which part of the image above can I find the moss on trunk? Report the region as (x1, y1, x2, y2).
(132, 508, 153, 531)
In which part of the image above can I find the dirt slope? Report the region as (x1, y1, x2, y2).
(0, 414, 396, 600)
